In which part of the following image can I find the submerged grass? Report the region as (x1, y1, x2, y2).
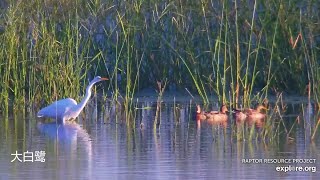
(0, 0, 319, 127)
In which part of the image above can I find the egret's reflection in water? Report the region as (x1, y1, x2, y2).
(37, 121, 93, 178)
(37, 121, 92, 151)
(37, 122, 90, 141)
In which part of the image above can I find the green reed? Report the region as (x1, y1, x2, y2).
(154, 80, 167, 129)
(0, 0, 98, 116)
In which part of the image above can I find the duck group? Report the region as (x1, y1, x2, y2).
(196, 104, 267, 125)
(196, 104, 229, 122)
(233, 105, 267, 122)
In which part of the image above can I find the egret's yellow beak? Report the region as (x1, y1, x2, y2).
(100, 77, 108, 81)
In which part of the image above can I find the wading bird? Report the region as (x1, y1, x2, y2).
(37, 76, 108, 124)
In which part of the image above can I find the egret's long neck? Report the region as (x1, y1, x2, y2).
(76, 81, 96, 112)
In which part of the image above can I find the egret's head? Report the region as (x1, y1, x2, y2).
(92, 76, 108, 83)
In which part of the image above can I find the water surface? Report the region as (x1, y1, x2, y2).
(0, 99, 319, 179)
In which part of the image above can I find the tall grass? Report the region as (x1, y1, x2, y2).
(0, 0, 319, 121)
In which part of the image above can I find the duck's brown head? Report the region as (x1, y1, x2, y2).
(262, 98, 269, 107)
(256, 105, 267, 112)
(220, 105, 229, 114)
(196, 105, 201, 114)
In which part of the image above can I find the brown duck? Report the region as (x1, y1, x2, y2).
(206, 105, 229, 122)
(233, 105, 267, 122)
(196, 105, 207, 121)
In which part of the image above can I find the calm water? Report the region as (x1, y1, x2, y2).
(0, 99, 319, 179)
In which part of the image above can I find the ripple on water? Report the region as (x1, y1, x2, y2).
(0, 100, 319, 179)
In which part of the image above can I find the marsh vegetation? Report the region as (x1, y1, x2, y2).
(0, 0, 319, 135)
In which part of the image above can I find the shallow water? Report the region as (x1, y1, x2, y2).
(0, 99, 319, 179)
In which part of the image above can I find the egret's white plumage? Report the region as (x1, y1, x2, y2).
(37, 76, 108, 124)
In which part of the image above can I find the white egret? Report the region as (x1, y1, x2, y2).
(37, 76, 108, 124)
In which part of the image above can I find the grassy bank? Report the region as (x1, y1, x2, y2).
(0, 0, 319, 118)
